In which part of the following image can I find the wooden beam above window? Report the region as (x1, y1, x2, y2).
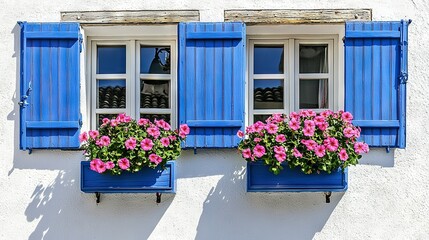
(224, 9, 372, 24)
(61, 10, 200, 24)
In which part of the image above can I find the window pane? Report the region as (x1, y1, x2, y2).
(140, 80, 169, 109)
(97, 79, 126, 109)
(97, 114, 119, 127)
(140, 114, 171, 124)
(140, 46, 171, 74)
(97, 46, 126, 74)
(254, 115, 271, 123)
(299, 79, 328, 109)
(299, 45, 328, 73)
(254, 45, 284, 74)
(254, 79, 283, 109)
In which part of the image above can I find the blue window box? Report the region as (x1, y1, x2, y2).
(81, 161, 176, 194)
(247, 162, 348, 192)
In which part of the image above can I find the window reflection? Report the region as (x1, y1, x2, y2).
(299, 79, 328, 109)
(254, 79, 283, 109)
(299, 45, 328, 73)
(97, 46, 126, 74)
(254, 45, 284, 74)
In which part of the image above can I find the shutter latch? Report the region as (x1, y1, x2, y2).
(18, 81, 32, 108)
(399, 71, 408, 84)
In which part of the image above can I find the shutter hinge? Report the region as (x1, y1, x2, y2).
(79, 34, 83, 53)
(399, 71, 408, 84)
(18, 81, 32, 108)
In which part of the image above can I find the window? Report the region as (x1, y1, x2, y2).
(88, 33, 177, 129)
(248, 35, 336, 124)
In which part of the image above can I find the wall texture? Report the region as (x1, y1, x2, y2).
(1, 1, 428, 239)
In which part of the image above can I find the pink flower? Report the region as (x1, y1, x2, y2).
(180, 124, 191, 135)
(253, 144, 266, 158)
(147, 126, 160, 139)
(324, 137, 339, 152)
(354, 142, 369, 154)
(289, 118, 301, 131)
(90, 158, 102, 172)
(116, 114, 126, 122)
(314, 116, 325, 124)
(252, 121, 265, 133)
(274, 146, 285, 154)
(110, 119, 118, 127)
(96, 162, 106, 173)
(320, 110, 333, 118)
(169, 135, 177, 141)
(79, 132, 88, 143)
(138, 118, 149, 126)
(99, 136, 111, 147)
(289, 112, 300, 119)
(118, 158, 130, 170)
(102, 118, 110, 126)
(124, 115, 132, 123)
(304, 120, 315, 128)
(342, 112, 353, 123)
(155, 119, 171, 130)
(160, 137, 170, 147)
(265, 123, 278, 134)
(343, 127, 356, 138)
(302, 139, 317, 150)
(314, 145, 326, 157)
(317, 121, 329, 131)
(275, 134, 286, 143)
(303, 126, 315, 137)
(140, 138, 154, 151)
(105, 161, 115, 169)
(339, 149, 348, 161)
(237, 130, 244, 138)
(149, 154, 162, 165)
(252, 138, 261, 143)
(89, 130, 99, 139)
(307, 110, 316, 117)
(271, 114, 284, 123)
(125, 137, 137, 150)
(293, 148, 303, 158)
(242, 148, 252, 158)
(275, 152, 286, 163)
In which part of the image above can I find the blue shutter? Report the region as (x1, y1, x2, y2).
(345, 20, 410, 148)
(19, 22, 82, 151)
(178, 22, 245, 148)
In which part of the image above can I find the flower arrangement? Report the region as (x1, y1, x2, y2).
(237, 110, 369, 175)
(79, 114, 190, 175)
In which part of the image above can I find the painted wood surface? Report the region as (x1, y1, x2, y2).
(225, 9, 371, 24)
(81, 161, 176, 193)
(345, 20, 409, 148)
(19, 22, 81, 150)
(247, 162, 348, 192)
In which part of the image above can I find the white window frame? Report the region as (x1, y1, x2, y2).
(246, 25, 343, 125)
(84, 25, 178, 130)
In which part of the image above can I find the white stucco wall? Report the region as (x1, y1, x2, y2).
(1, 1, 429, 239)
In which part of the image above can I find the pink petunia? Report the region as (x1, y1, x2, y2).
(320, 110, 333, 118)
(275, 134, 286, 143)
(237, 130, 244, 138)
(252, 121, 265, 133)
(138, 118, 149, 126)
(245, 125, 255, 134)
(293, 148, 303, 158)
(275, 152, 287, 163)
(342, 112, 354, 123)
(343, 127, 356, 138)
(110, 119, 118, 127)
(242, 148, 252, 158)
(303, 126, 315, 137)
(124, 115, 132, 123)
(314, 116, 325, 124)
(302, 139, 317, 151)
(289, 118, 301, 131)
(90, 158, 102, 172)
(324, 137, 339, 152)
(274, 146, 285, 154)
(304, 120, 315, 128)
(155, 119, 171, 131)
(253, 144, 266, 158)
(96, 162, 106, 173)
(118, 158, 130, 170)
(140, 138, 154, 151)
(354, 142, 369, 154)
(265, 123, 278, 134)
(180, 124, 191, 135)
(105, 161, 115, 169)
(314, 145, 326, 158)
(160, 137, 170, 147)
(307, 110, 317, 117)
(116, 113, 126, 122)
(339, 148, 349, 161)
(99, 136, 111, 147)
(102, 118, 110, 125)
(317, 121, 329, 131)
(89, 130, 99, 139)
(125, 137, 137, 150)
(289, 112, 300, 119)
(271, 114, 284, 123)
(169, 135, 177, 141)
(79, 132, 88, 143)
(254, 138, 261, 143)
(147, 126, 161, 139)
(149, 154, 163, 165)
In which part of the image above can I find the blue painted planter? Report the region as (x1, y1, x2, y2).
(247, 162, 348, 192)
(81, 161, 176, 193)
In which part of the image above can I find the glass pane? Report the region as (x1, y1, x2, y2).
(140, 114, 171, 124)
(299, 79, 328, 109)
(254, 79, 283, 109)
(97, 114, 119, 127)
(299, 44, 328, 73)
(97, 46, 126, 74)
(254, 45, 284, 74)
(254, 115, 271, 123)
(97, 79, 126, 109)
(140, 46, 171, 74)
(140, 80, 169, 109)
